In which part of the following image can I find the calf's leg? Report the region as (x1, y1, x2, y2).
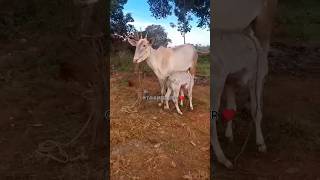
(179, 89, 184, 106)
(173, 88, 183, 115)
(158, 79, 165, 107)
(164, 87, 172, 110)
(224, 84, 237, 142)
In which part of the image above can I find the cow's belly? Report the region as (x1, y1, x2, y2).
(168, 53, 194, 72)
(213, 31, 258, 74)
(213, 0, 263, 31)
(227, 68, 254, 87)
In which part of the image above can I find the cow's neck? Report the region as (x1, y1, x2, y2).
(146, 48, 167, 80)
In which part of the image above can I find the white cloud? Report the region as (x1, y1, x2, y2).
(128, 19, 210, 47)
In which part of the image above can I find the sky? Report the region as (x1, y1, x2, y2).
(123, 0, 210, 47)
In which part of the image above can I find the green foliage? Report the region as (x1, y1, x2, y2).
(147, 0, 210, 28)
(0, 0, 80, 39)
(276, 0, 320, 41)
(147, 0, 210, 34)
(197, 54, 210, 76)
(110, 49, 134, 72)
(110, 0, 135, 36)
(143, 25, 172, 48)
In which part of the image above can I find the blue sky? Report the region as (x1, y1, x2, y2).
(123, 0, 210, 46)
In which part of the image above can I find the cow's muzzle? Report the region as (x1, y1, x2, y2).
(133, 58, 139, 63)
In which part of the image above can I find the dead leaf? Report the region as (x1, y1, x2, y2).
(190, 141, 196, 147)
(200, 147, 209, 151)
(171, 161, 176, 168)
(182, 174, 193, 179)
(285, 167, 300, 174)
(31, 123, 43, 127)
(154, 143, 161, 148)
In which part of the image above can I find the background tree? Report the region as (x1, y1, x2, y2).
(147, 0, 209, 44)
(110, 0, 135, 36)
(147, 0, 210, 28)
(143, 24, 172, 48)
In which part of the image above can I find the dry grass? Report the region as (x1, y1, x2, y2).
(110, 72, 210, 179)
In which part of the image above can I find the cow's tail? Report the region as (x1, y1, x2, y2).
(189, 50, 198, 77)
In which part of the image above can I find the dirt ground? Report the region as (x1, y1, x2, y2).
(0, 36, 319, 180)
(0, 37, 105, 179)
(110, 72, 210, 179)
(110, 42, 320, 180)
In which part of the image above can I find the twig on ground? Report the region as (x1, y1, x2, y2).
(233, 121, 254, 167)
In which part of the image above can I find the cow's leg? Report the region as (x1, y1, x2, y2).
(173, 88, 183, 115)
(164, 87, 172, 110)
(224, 84, 237, 142)
(249, 77, 267, 153)
(211, 73, 233, 168)
(158, 79, 165, 107)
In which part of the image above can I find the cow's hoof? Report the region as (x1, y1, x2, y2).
(177, 111, 183, 115)
(258, 144, 267, 153)
(226, 136, 234, 143)
(223, 160, 233, 169)
(164, 106, 169, 110)
(225, 132, 234, 143)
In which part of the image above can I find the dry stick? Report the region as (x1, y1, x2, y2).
(120, 63, 144, 113)
(233, 121, 254, 168)
(135, 63, 144, 107)
(36, 112, 93, 163)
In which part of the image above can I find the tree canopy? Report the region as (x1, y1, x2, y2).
(110, 0, 135, 36)
(147, 0, 210, 29)
(147, 0, 209, 44)
(110, 0, 210, 42)
(144, 25, 171, 48)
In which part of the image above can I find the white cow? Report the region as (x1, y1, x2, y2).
(128, 37, 198, 107)
(164, 71, 194, 115)
(211, 0, 278, 169)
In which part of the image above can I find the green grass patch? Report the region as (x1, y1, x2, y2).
(276, 0, 320, 41)
(197, 54, 210, 76)
(110, 50, 134, 72)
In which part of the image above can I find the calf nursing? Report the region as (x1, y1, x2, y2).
(164, 71, 194, 115)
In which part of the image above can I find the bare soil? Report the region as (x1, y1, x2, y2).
(0, 37, 105, 180)
(110, 42, 320, 180)
(0, 37, 319, 180)
(110, 72, 210, 180)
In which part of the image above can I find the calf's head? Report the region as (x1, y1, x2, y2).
(128, 38, 153, 63)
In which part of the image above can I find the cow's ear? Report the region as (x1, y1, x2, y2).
(128, 38, 137, 46)
(149, 38, 154, 45)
